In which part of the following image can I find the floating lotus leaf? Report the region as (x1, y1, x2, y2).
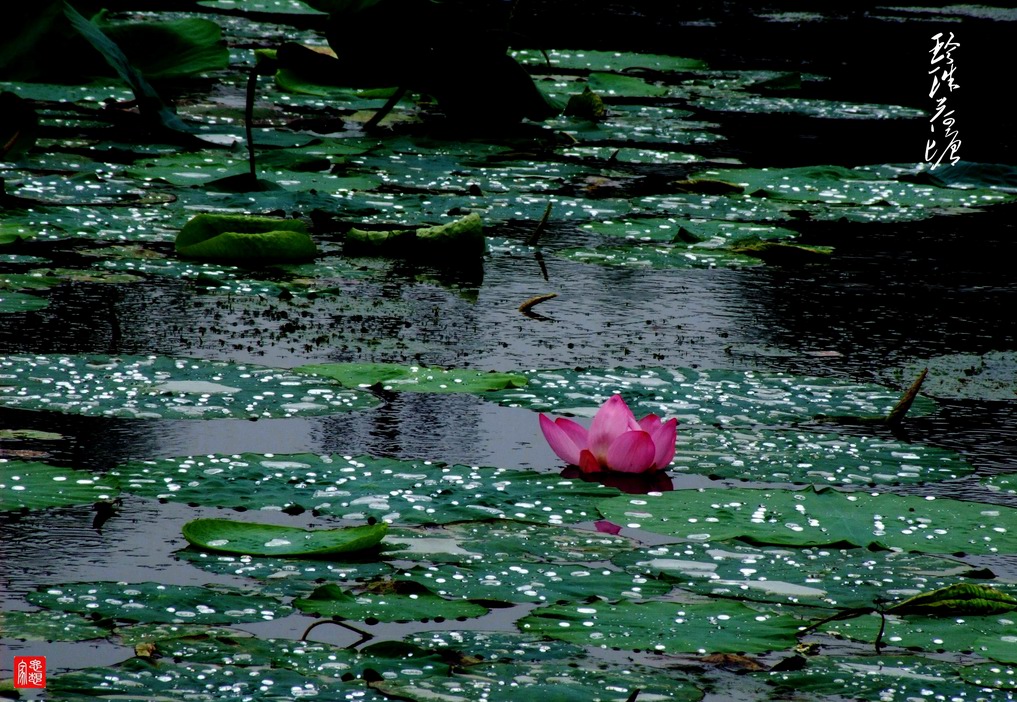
(403, 630, 587, 664)
(294, 362, 527, 394)
(175, 213, 318, 263)
(0, 290, 48, 313)
(0, 461, 119, 511)
(157, 635, 449, 681)
(670, 427, 973, 486)
(397, 561, 672, 605)
(888, 351, 1017, 401)
(374, 659, 704, 702)
(175, 549, 393, 598)
(513, 48, 706, 73)
(598, 487, 1017, 554)
(112, 453, 619, 525)
(294, 581, 489, 622)
(984, 473, 1017, 497)
(519, 599, 800, 654)
(959, 662, 1017, 690)
(0, 609, 112, 641)
(182, 518, 388, 557)
(197, 0, 326, 14)
(811, 611, 1017, 664)
(346, 213, 485, 259)
(764, 656, 994, 700)
(692, 164, 1014, 223)
(612, 543, 990, 609)
(116, 623, 254, 645)
(27, 582, 290, 624)
(384, 520, 636, 565)
(0, 354, 377, 419)
(486, 366, 932, 426)
(48, 658, 352, 702)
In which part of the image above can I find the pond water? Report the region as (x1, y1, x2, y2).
(1, 2, 1016, 701)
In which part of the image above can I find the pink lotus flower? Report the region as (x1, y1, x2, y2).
(539, 395, 677, 474)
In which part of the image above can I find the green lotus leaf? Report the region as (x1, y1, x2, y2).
(487, 366, 934, 427)
(513, 48, 706, 73)
(0, 354, 377, 419)
(175, 213, 317, 263)
(375, 659, 704, 702)
(519, 599, 800, 654)
(0, 609, 112, 641)
(811, 609, 1017, 664)
(0, 461, 119, 511)
(99, 16, 229, 80)
(346, 213, 485, 259)
(182, 519, 388, 558)
(764, 656, 994, 700)
(294, 362, 526, 394)
(27, 581, 290, 624)
(48, 658, 349, 702)
(175, 550, 393, 598)
(115, 623, 254, 646)
(887, 583, 1017, 616)
(384, 520, 636, 565)
(598, 486, 1017, 554)
(671, 427, 973, 486)
(294, 581, 489, 622)
(612, 543, 984, 609)
(112, 453, 619, 525)
(0, 290, 49, 313)
(398, 561, 672, 605)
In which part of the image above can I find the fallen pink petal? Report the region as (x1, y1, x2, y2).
(539, 395, 678, 474)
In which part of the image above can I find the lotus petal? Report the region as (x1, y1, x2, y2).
(588, 395, 639, 464)
(539, 414, 583, 465)
(579, 449, 602, 474)
(605, 430, 656, 473)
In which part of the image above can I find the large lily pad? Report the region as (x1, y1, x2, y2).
(672, 427, 973, 486)
(519, 599, 801, 654)
(0, 461, 119, 511)
(27, 582, 290, 624)
(48, 658, 355, 702)
(294, 581, 489, 622)
(111, 453, 621, 525)
(397, 562, 672, 605)
(0, 290, 49, 313)
(384, 520, 636, 565)
(0, 609, 112, 641)
(811, 610, 1017, 664)
(181, 518, 388, 557)
(764, 656, 1001, 701)
(0, 354, 377, 419)
(612, 543, 988, 609)
(374, 659, 704, 702)
(486, 367, 934, 426)
(175, 550, 393, 598)
(598, 487, 1017, 554)
(294, 362, 527, 394)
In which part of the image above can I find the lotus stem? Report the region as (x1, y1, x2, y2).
(364, 86, 408, 131)
(300, 618, 374, 648)
(519, 292, 557, 318)
(885, 367, 928, 426)
(245, 67, 258, 183)
(527, 201, 553, 246)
